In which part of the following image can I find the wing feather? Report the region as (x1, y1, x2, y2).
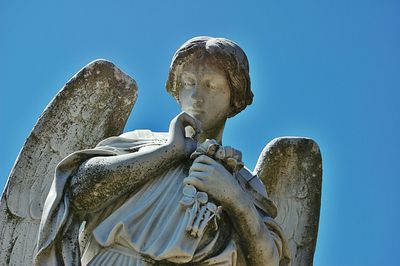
(0, 59, 137, 265)
(254, 137, 322, 266)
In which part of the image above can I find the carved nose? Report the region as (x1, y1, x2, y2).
(190, 86, 204, 105)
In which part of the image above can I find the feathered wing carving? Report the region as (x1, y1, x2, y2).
(0, 60, 137, 265)
(254, 137, 322, 266)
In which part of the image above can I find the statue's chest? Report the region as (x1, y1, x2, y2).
(93, 164, 230, 263)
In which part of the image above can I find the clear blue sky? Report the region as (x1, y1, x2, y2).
(1, 1, 399, 265)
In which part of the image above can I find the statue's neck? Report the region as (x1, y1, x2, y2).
(197, 121, 226, 144)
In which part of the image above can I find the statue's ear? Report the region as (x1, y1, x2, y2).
(0, 59, 137, 265)
(254, 137, 322, 266)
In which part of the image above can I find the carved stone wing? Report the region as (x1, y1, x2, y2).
(0, 60, 137, 265)
(254, 137, 322, 266)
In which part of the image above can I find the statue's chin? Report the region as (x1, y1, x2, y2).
(186, 109, 204, 118)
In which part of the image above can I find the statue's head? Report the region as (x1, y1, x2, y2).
(166, 36, 253, 118)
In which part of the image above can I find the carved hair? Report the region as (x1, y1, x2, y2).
(166, 36, 253, 117)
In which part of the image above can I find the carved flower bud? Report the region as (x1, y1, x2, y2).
(190, 139, 219, 160)
(190, 139, 244, 173)
(215, 146, 226, 160)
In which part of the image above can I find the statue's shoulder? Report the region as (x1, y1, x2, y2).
(236, 166, 278, 218)
(95, 130, 168, 154)
(237, 166, 268, 196)
(119, 130, 169, 140)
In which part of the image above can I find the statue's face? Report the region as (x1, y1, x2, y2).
(178, 58, 231, 131)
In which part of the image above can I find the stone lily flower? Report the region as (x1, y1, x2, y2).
(180, 184, 222, 238)
(180, 184, 208, 207)
(181, 140, 244, 238)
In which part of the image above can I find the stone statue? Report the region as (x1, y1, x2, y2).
(0, 36, 322, 266)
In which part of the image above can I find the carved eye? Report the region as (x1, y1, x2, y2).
(183, 78, 195, 87)
(207, 81, 217, 90)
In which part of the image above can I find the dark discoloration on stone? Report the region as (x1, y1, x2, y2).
(255, 137, 322, 266)
(70, 142, 183, 215)
(0, 59, 137, 265)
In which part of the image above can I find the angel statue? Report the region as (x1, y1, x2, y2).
(0, 36, 322, 266)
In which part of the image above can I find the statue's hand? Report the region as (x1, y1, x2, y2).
(183, 155, 246, 209)
(167, 112, 202, 158)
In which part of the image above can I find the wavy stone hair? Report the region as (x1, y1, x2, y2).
(166, 36, 253, 118)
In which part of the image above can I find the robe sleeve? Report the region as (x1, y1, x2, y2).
(35, 131, 167, 266)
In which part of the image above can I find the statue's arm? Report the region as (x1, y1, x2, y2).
(70, 112, 200, 213)
(70, 143, 180, 212)
(225, 192, 281, 266)
(184, 155, 281, 266)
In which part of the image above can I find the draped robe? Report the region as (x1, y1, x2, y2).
(35, 130, 290, 266)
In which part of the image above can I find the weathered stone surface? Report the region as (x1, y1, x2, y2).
(1, 36, 323, 266)
(255, 137, 322, 266)
(35, 37, 297, 266)
(0, 59, 137, 265)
